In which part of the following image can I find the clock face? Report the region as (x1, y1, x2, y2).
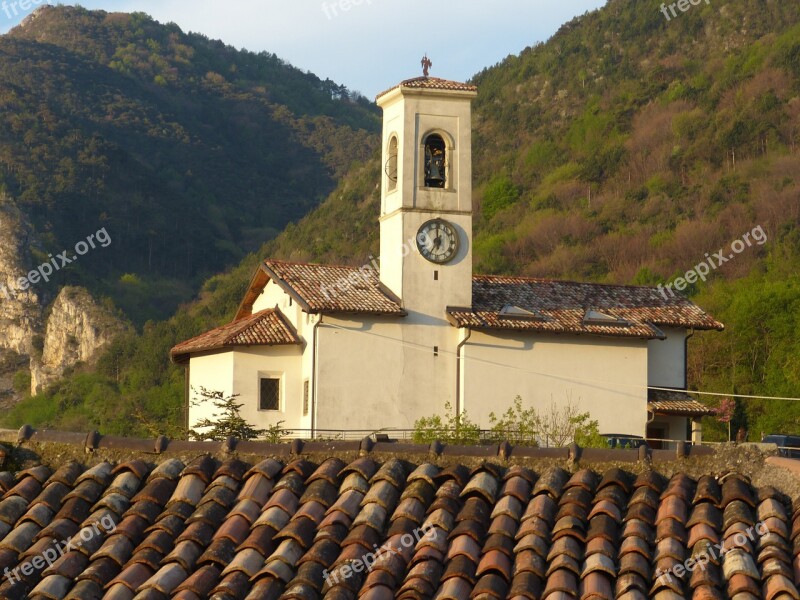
(416, 219, 460, 264)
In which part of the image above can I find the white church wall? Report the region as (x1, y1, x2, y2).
(647, 327, 687, 389)
(462, 331, 649, 438)
(250, 279, 316, 430)
(252, 279, 304, 331)
(314, 315, 460, 432)
(231, 346, 305, 431)
(187, 351, 234, 431)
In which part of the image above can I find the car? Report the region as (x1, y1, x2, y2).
(602, 434, 648, 449)
(761, 434, 800, 459)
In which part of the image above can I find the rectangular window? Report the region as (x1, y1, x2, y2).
(303, 380, 310, 416)
(259, 378, 280, 411)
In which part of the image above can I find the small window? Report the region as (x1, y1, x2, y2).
(424, 134, 446, 188)
(303, 380, 310, 416)
(259, 378, 280, 411)
(385, 136, 398, 191)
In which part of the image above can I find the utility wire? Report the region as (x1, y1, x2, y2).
(323, 322, 800, 403)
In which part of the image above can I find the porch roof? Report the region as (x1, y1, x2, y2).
(648, 389, 716, 417)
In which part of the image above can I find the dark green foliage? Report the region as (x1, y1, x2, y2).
(481, 175, 520, 220)
(0, 6, 379, 324)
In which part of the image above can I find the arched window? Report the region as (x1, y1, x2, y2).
(424, 134, 447, 188)
(385, 136, 398, 191)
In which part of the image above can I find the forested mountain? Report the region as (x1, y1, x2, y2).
(0, 5, 379, 322)
(6, 0, 800, 439)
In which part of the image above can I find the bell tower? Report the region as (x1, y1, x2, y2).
(376, 66, 478, 315)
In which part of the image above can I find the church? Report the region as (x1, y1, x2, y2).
(171, 71, 724, 444)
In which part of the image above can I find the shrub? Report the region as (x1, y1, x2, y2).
(482, 175, 520, 220)
(412, 401, 480, 445)
(190, 387, 287, 442)
(413, 396, 608, 448)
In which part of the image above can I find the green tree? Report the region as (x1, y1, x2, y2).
(482, 175, 520, 220)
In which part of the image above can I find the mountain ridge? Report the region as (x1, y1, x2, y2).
(0, 4, 379, 403)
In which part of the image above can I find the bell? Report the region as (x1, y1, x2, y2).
(425, 148, 446, 187)
(427, 161, 445, 186)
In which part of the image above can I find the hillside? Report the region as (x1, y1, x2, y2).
(0, 6, 379, 323)
(6, 0, 800, 439)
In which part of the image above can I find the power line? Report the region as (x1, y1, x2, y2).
(323, 322, 800, 403)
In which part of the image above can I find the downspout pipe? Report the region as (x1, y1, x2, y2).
(311, 315, 323, 438)
(455, 328, 472, 416)
(684, 328, 695, 390)
(184, 365, 190, 433)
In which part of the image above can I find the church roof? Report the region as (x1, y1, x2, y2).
(170, 308, 300, 364)
(376, 76, 478, 100)
(237, 260, 406, 320)
(0, 429, 794, 600)
(447, 275, 724, 339)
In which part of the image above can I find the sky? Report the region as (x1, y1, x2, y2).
(0, 0, 608, 98)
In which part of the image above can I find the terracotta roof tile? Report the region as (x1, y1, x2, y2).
(448, 275, 723, 338)
(259, 259, 406, 318)
(375, 76, 478, 100)
(170, 308, 300, 362)
(649, 389, 717, 416)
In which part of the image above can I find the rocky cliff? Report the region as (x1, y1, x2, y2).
(30, 287, 129, 395)
(0, 201, 42, 407)
(0, 199, 127, 402)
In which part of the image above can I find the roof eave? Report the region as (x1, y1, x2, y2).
(652, 320, 725, 332)
(234, 267, 270, 321)
(448, 323, 660, 340)
(376, 83, 478, 104)
(317, 308, 408, 318)
(170, 338, 303, 364)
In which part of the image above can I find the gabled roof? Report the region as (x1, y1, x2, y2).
(236, 259, 406, 320)
(376, 76, 478, 100)
(447, 275, 724, 339)
(0, 430, 791, 600)
(648, 389, 717, 417)
(170, 308, 300, 364)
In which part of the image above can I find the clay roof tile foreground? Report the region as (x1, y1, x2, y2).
(0, 430, 794, 599)
(170, 308, 300, 364)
